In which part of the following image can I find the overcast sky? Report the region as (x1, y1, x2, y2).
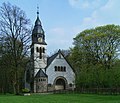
(0, 0, 120, 55)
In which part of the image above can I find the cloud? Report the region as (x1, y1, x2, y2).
(47, 0, 120, 54)
(73, 0, 120, 32)
(68, 0, 107, 9)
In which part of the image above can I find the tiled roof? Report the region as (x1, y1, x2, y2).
(47, 52, 58, 67)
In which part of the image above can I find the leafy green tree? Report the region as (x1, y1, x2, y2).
(73, 24, 120, 69)
(69, 24, 120, 89)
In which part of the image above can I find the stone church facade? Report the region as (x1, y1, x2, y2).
(25, 10, 75, 93)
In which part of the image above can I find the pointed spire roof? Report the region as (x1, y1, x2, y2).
(32, 6, 47, 45)
(34, 6, 41, 26)
(32, 6, 44, 35)
(35, 6, 41, 26)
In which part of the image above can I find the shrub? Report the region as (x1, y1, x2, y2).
(22, 88, 30, 93)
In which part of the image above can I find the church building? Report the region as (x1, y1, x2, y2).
(25, 10, 75, 93)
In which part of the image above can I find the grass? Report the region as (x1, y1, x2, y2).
(0, 93, 120, 103)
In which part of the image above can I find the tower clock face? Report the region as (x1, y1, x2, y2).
(38, 37, 42, 42)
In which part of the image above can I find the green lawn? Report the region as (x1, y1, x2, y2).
(0, 93, 120, 103)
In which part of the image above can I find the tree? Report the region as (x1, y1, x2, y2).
(0, 2, 31, 94)
(69, 24, 120, 89)
(73, 24, 120, 69)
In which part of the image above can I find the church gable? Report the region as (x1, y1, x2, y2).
(46, 50, 75, 87)
(46, 50, 73, 71)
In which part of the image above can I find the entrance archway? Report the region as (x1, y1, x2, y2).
(54, 77, 67, 90)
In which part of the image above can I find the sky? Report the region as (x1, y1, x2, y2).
(0, 0, 120, 55)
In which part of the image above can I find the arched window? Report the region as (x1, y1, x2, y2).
(40, 47, 42, 53)
(55, 66, 57, 71)
(39, 47, 42, 59)
(36, 47, 39, 52)
(64, 66, 66, 72)
(43, 79, 46, 81)
(61, 66, 63, 71)
(54, 66, 66, 72)
(43, 47, 45, 53)
(58, 66, 60, 71)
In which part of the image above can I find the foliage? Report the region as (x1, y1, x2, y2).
(0, 2, 31, 94)
(68, 24, 120, 89)
(73, 24, 120, 69)
(22, 88, 30, 93)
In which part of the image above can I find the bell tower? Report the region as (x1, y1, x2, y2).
(31, 7, 47, 76)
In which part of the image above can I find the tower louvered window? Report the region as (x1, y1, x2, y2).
(39, 47, 42, 59)
(43, 47, 45, 53)
(36, 47, 39, 52)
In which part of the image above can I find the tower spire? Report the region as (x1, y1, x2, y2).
(37, 5, 39, 18)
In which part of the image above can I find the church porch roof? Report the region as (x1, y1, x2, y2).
(35, 69, 48, 78)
